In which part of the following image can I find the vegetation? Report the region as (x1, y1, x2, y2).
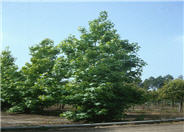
(1, 48, 23, 110)
(159, 79, 184, 112)
(21, 39, 58, 112)
(141, 75, 174, 91)
(59, 11, 147, 122)
(1, 11, 183, 122)
(141, 75, 174, 104)
(141, 75, 184, 113)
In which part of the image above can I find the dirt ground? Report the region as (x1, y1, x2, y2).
(1, 112, 73, 127)
(1, 111, 184, 127)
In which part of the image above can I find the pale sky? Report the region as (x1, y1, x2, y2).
(2, 1, 183, 80)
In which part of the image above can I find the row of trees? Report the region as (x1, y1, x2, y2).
(1, 11, 184, 122)
(141, 75, 174, 90)
(141, 75, 184, 112)
(1, 11, 146, 122)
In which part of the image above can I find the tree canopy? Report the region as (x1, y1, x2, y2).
(60, 11, 146, 122)
(159, 79, 184, 112)
(0, 48, 22, 110)
(11, 39, 69, 113)
(1, 11, 149, 122)
(142, 75, 174, 91)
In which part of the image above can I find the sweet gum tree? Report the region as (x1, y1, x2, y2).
(0, 48, 22, 110)
(1, 40, 70, 113)
(60, 11, 146, 122)
(18, 39, 65, 112)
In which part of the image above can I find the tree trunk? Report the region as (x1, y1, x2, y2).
(171, 99, 175, 108)
(62, 104, 65, 110)
(179, 98, 183, 112)
(132, 105, 135, 111)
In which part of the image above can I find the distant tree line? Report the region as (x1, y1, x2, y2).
(141, 75, 184, 112)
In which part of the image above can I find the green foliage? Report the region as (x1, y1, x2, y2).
(1, 39, 70, 113)
(159, 79, 184, 101)
(147, 90, 159, 103)
(159, 79, 184, 112)
(0, 48, 22, 110)
(7, 104, 25, 113)
(17, 38, 68, 112)
(142, 74, 174, 91)
(60, 11, 146, 122)
(2, 11, 147, 121)
(141, 75, 174, 104)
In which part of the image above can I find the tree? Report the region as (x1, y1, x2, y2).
(142, 75, 174, 106)
(0, 48, 22, 110)
(60, 11, 146, 122)
(142, 76, 156, 90)
(18, 39, 62, 112)
(160, 79, 184, 112)
(164, 74, 174, 82)
(142, 74, 174, 90)
(178, 75, 183, 80)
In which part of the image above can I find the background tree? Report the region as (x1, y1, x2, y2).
(0, 48, 22, 110)
(141, 76, 156, 90)
(60, 11, 146, 122)
(141, 75, 174, 106)
(159, 79, 184, 112)
(178, 75, 183, 80)
(142, 75, 173, 91)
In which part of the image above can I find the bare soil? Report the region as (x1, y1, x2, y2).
(1, 111, 184, 127)
(1, 112, 73, 127)
(125, 112, 184, 121)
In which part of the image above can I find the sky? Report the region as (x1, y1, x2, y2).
(2, 1, 183, 80)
